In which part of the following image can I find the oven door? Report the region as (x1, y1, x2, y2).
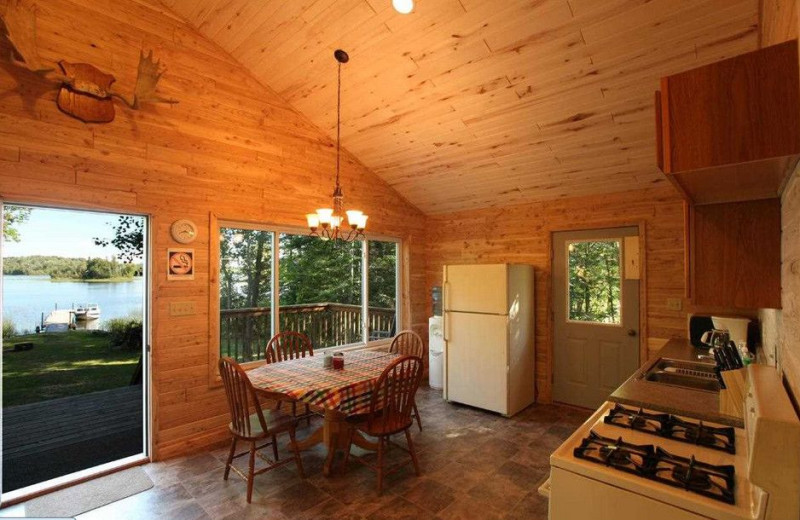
(550, 467, 710, 520)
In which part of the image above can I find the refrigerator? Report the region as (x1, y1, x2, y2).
(443, 263, 535, 417)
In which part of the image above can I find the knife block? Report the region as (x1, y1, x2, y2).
(719, 368, 747, 419)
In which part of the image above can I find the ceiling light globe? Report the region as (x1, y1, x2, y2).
(392, 0, 414, 14)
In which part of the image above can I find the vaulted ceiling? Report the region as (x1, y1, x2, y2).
(162, 0, 759, 214)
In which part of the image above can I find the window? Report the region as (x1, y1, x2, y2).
(368, 240, 398, 340)
(279, 233, 363, 349)
(567, 239, 621, 325)
(217, 223, 400, 364)
(219, 228, 274, 363)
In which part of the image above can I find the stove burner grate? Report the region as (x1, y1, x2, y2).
(574, 431, 736, 505)
(650, 448, 736, 504)
(604, 404, 736, 454)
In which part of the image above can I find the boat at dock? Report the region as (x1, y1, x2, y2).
(74, 303, 101, 320)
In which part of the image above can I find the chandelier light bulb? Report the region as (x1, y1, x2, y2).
(392, 0, 414, 14)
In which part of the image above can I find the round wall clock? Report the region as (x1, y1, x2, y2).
(171, 219, 197, 244)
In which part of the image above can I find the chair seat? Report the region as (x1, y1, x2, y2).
(348, 412, 413, 437)
(231, 408, 297, 439)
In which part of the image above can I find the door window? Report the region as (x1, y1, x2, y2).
(566, 239, 622, 325)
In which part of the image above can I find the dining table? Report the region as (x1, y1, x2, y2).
(247, 349, 401, 476)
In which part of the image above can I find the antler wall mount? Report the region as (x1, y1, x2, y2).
(0, 0, 178, 123)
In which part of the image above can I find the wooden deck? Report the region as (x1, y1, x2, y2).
(3, 385, 143, 491)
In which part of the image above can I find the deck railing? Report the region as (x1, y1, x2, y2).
(220, 303, 396, 363)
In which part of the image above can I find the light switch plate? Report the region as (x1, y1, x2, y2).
(170, 301, 196, 316)
(666, 298, 683, 311)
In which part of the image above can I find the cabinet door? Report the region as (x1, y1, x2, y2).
(664, 40, 800, 173)
(693, 200, 781, 309)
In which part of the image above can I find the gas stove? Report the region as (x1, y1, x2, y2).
(549, 402, 761, 520)
(548, 366, 800, 520)
(604, 403, 736, 454)
(573, 430, 736, 504)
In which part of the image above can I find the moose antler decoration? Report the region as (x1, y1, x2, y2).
(0, 0, 178, 123)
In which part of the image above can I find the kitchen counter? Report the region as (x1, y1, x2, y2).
(609, 338, 744, 427)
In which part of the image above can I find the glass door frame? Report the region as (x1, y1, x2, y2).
(0, 201, 151, 505)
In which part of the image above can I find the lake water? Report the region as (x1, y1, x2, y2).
(3, 275, 145, 333)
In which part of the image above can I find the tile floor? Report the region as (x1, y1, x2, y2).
(5, 387, 591, 520)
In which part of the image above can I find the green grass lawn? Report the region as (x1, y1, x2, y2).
(2, 331, 140, 407)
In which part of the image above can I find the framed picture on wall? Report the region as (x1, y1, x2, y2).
(167, 248, 195, 281)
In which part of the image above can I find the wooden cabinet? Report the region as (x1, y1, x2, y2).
(689, 199, 781, 309)
(656, 40, 800, 205)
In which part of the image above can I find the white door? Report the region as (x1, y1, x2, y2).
(552, 227, 640, 409)
(445, 311, 508, 413)
(444, 264, 508, 314)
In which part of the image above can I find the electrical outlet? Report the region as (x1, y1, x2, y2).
(170, 301, 196, 316)
(666, 298, 683, 311)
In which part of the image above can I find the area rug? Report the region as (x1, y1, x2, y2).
(24, 466, 153, 518)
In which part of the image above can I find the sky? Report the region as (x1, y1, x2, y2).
(2, 206, 136, 258)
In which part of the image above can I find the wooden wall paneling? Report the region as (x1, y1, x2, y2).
(207, 212, 220, 387)
(760, 0, 799, 47)
(779, 165, 800, 403)
(0, 0, 427, 460)
(165, 0, 760, 214)
(425, 187, 687, 403)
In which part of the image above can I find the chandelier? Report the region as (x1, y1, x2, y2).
(306, 49, 367, 242)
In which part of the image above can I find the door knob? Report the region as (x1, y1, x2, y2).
(627, 329, 637, 337)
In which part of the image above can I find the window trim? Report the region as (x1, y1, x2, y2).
(209, 215, 402, 382)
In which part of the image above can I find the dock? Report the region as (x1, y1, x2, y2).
(42, 309, 76, 332)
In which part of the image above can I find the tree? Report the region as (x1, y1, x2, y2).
(568, 240, 620, 323)
(94, 216, 144, 263)
(2, 206, 31, 242)
(83, 258, 114, 279)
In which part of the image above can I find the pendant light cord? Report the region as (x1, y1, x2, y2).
(336, 59, 342, 190)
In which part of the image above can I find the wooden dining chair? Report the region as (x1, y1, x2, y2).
(342, 355, 423, 494)
(389, 330, 424, 431)
(218, 357, 305, 503)
(265, 331, 316, 425)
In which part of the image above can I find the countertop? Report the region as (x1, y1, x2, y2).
(609, 338, 744, 427)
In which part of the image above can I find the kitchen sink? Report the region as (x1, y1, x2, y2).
(641, 358, 721, 393)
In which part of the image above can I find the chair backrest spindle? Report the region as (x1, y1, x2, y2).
(389, 330, 424, 358)
(368, 355, 423, 433)
(266, 331, 314, 363)
(219, 357, 267, 438)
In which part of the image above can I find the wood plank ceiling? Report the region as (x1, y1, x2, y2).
(161, 0, 759, 214)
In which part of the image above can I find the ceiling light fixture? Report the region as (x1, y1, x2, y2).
(306, 49, 367, 243)
(392, 0, 414, 14)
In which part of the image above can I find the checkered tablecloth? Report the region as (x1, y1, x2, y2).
(247, 350, 400, 416)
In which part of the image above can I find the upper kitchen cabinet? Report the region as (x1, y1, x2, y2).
(656, 40, 800, 205)
(691, 199, 782, 309)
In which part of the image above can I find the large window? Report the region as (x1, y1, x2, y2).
(219, 228, 273, 363)
(218, 223, 399, 363)
(368, 241, 398, 340)
(279, 233, 363, 349)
